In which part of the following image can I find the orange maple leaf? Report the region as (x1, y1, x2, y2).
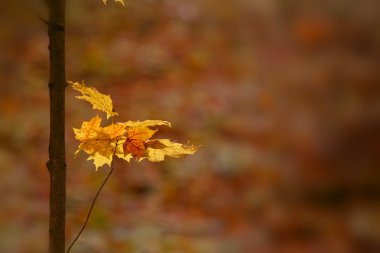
(123, 127, 156, 158)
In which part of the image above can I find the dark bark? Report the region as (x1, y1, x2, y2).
(46, 0, 66, 252)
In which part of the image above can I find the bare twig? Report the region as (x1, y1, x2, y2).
(29, 5, 49, 25)
(37, 13, 49, 26)
(66, 142, 119, 253)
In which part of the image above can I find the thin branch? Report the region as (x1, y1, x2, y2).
(37, 13, 49, 26)
(66, 142, 119, 253)
(31, 7, 49, 26)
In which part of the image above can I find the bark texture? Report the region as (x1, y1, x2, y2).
(46, 0, 66, 252)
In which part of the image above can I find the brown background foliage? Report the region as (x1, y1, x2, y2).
(0, 0, 379, 252)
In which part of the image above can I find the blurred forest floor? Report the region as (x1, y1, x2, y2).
(0, 0, 380, 252)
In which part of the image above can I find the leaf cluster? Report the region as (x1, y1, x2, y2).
(69, 81, 198, 169)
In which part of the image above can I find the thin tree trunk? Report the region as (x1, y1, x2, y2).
(46, 0, 66, 252)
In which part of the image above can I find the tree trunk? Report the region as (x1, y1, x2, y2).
(46, 0, 66, 252)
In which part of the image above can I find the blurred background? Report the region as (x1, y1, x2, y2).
(0, 0, 380, 252)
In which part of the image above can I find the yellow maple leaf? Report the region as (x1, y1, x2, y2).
(87, 141, 132, 169)
(73, 115, 102, 144)
(144, 139, 198, 162)
(122, 120, 171, 128)
(73, 116, 106, 155)
(103, 0, 125, 6)
(87, 152, 112, 169)
(73, 116, 130, 170)
(69, 81, 118, 119)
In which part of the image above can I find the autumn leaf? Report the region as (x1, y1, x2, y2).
(69, 81, 118, 119)
(87, 141, 132, 169)
(121, 124, 198, 162)
(71, 82, 198, 169)
(123, 126, 157, 158)
(73, 115, 106, 155)
(73, 116, 131, 170)
(121, 120, 173, 158)
(102, 0, 125, 6)
(145, 139, 198, 162)
(122, 120, 171, 128)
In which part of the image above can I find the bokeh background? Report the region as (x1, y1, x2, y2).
(1, 0, 380, 252)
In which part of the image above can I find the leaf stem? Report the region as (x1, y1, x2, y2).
(66, 142, 119, 253)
